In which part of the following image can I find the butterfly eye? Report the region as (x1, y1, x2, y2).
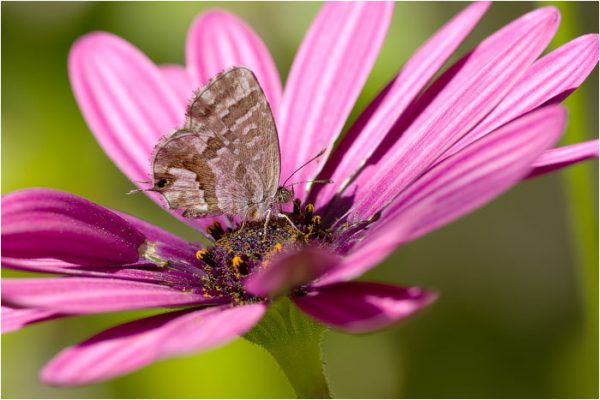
(156, 178, 168, 188)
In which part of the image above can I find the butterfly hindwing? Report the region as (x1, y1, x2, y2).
(152, 67, 281, 219)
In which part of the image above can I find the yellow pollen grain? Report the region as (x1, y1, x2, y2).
(232, 256, 244, 268)
(273, 243, 283, 252)
(196, 249, 208, 260)
(312, 215, 321, 225)
(305, 203, 314, 213)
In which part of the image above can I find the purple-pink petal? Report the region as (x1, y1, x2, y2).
(1, 188, 145, 266)
(315, 224, 412, 287)
(527, 139, 599, 179)
(445, 33, 599, 158)
(2, 278, 224, 314)
(2, 257, 83, 272)
(2, 203, 204, 280)
(319, 105, 567, 285)
(278, 2, 393, 200)
(2, 255, 145, 276)
(381, 105, 566, 233)
(404, 7, 561, 117)
(341, 7, 559, 220)
(2, 305, 65, 334)
(41, 304, 265, 385)
(114, 210, 202, 271)
(244, 248, 340, 297)
(310, 2, 490, 209)
(294, 282, 436, 334)
(1, 256, 195, 286)
(186, 10, 282, 117)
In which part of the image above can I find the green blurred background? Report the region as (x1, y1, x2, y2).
(2, 2, 598, 398)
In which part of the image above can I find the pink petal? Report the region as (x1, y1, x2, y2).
(339, 7, 559, 220)
(186, 10, 282, 118)
(41, 304, 265, 385)
(2, 277, 224, 313)
(403, 6, 561, 118)
(315, 224, 414, 287)
(278, 2, 394, 200)
(2, 201, 205, 282)
(384, 105, 566, 231)
(2, 257, 82, 272)
(116, 210, 190, 248)
(2, 203, 204, 283)
(244, 248, 339, 297)
(69, 32, 182, 183)
(114, 210, 202, 271)
(69, 32, 219, 233)
(310, 2, 490, 209)
(446, 34, 599, 158)
(160, 64, 194, 108)
(1, 188, 145, 266)
(294, 282, 436, 334)
(318, 105, 566, 285)
(2, 305, 65, 334)
(526, 139, 599, 178)
(1, 256, 196, 287)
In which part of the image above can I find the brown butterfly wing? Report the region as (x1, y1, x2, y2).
(151, 129, 226, 217)
(151, 67, 281, 219)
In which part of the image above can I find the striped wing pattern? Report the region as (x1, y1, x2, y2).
(151, 67, 281, 219)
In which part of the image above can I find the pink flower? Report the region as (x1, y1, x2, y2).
(2, 2, 598, 386)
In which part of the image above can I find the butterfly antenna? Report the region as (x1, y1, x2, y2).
(286, 179, 333, 189)
(128, 180, 154, 195)
(282, 148, 327, 187)
(128, 188, 152, 195)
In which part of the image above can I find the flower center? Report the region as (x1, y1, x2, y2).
(196, 200, 334, 303)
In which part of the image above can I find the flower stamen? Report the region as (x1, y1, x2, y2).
(206, 221, 225, 241)
(188, 200, 344, 304)
(304, 203, 314, 225)
(196, 249, 208, 260)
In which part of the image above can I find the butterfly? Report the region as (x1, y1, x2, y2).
(149, 67, 327, 232)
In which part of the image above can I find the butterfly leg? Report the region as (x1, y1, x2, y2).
(237, 210, 250, 236)
(278, 213, 303, 235)
(263, 209, 272, 238)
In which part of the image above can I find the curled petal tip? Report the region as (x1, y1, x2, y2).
(245, 247, 339, 298)
(294, 282, 438, 334)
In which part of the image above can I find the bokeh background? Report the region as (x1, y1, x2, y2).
(2, 1, 598, 398)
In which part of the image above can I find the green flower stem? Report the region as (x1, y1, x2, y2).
(264, 330, 332, 399)
(245, 298, 332, 398)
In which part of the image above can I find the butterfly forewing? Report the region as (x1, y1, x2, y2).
(152, 67, 281, 219)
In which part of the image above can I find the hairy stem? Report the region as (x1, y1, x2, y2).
(245, 298, 332, 398)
